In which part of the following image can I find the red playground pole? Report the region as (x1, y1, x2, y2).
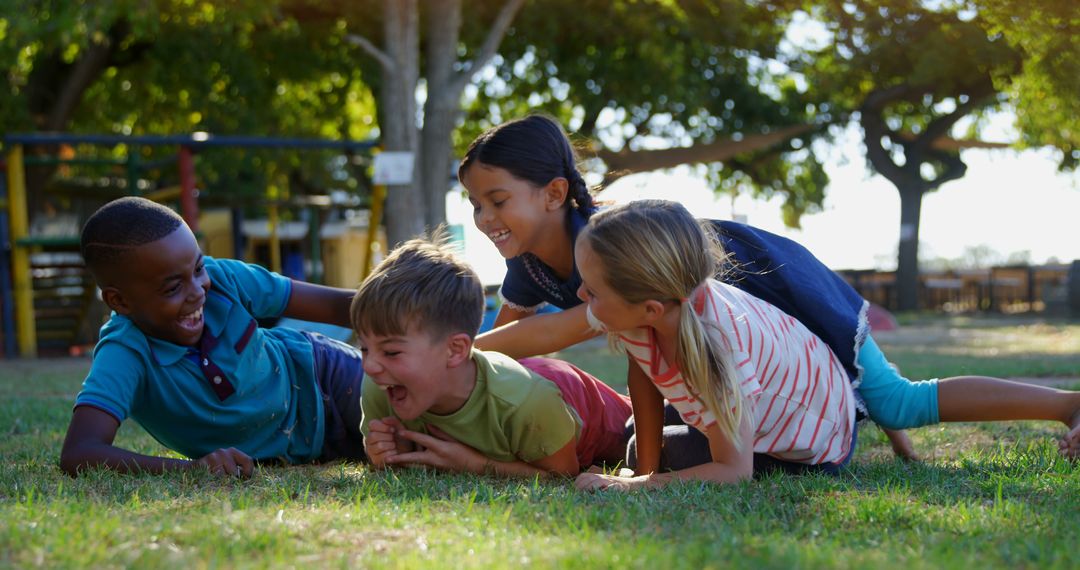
(178, 145, 199, 232)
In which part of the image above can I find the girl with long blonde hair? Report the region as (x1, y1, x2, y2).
(573, 200, 1080, 490)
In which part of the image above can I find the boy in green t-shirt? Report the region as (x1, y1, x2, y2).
(353, 233, 632, 477)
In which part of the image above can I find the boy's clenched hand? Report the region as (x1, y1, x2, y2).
(365, 417, 413, 468)
(192, 447, 255, 478)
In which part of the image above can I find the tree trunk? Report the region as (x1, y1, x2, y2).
(378, 0, 424, 247)
(859, 82, 987, 312)
(895, 181, 925, 312)
(419, 0, 463, 231)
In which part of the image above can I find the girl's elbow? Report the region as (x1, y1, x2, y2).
(733, 455, 754, 481)
(545, 462, 580, 478)
(735, 464, 754, 482)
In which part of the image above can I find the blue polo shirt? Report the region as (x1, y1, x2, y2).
(74, 257, 325, 463)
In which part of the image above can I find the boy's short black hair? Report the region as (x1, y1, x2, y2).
(80, 196, 185, 274)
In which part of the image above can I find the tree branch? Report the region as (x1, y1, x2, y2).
(859, 107, 910, 188)
(450, 0, 526, 93)
(577, 105, 603, 138)
(860, 83, 925, 112)
(346, 33, 394, 72)
(911, 80, 997, 154)
(859, 83, 928, 188)
(628, 112, 656, 141)
(894, 133, 1012, 151)
(595, 123, 816, 183)
(923, 147, 967, 191)
(43, 23, 131, 131)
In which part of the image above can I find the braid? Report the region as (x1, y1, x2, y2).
(566, 171, 595, 218)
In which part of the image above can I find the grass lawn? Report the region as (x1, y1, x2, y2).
(2, 316, 1078, 568)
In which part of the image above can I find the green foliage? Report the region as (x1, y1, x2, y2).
(976, 0, 1080, 169)
(2, 0, 1076, 230)
(460, 0, 830, 224)
(1, 0, 379, 210)
(800, 1, 1021, 179)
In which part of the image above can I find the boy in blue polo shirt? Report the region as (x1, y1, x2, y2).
(60, 197, 366, 477)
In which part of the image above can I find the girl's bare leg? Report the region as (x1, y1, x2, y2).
(937, 376, 1080, 457)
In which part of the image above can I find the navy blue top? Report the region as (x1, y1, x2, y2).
(499, 208, 591, 312)
(500, 216, 868, 384)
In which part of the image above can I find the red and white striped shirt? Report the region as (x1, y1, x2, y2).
(613, 278, 855, 465)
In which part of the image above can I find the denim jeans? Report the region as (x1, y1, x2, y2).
(306, 332, 367, 462)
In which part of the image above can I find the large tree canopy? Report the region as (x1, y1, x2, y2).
(3, 0, 833, 242)
(466, 0, 833, 226)
(4, 0, 1076, 311)
(274, 0, 835, 241)
(795, 0, 1076, 310)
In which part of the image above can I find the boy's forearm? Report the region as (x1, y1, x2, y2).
(60, 443, 192, 477)
(477, 457, 559, 479)
(284, 281, 355, 328)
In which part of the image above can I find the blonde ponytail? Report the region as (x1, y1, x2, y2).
(677, 301, 743, 449)
(583, 199, 744, 448)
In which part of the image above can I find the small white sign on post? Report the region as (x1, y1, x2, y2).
(373, 151, 415, 185)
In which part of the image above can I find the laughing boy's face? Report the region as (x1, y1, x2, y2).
(358, 326, 457, 420)
(105, 226, 211, 347)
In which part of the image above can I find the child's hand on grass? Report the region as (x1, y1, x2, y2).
(584, 465, 634, 477)
(366, 417, 412, 468)
(385, 425, 490, 474)
(192, 447, 254, 478)
(1060, 410, 1080, 459)
(574, 471, 647, 492)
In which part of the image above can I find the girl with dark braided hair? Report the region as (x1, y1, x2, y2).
(462, 115, 925, 461)
(458, 114, 597, 324)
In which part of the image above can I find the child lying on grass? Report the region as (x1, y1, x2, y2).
(61, 197, 366, 477)
(571, 200, 1080, 491)
(353, 232, 632, 477)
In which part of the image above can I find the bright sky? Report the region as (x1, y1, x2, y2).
(448, 122, 1080, 286)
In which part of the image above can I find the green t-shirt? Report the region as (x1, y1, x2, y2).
(360, 349, 581, 463)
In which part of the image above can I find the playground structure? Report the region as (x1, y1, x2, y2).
(1, 133, 384, 358)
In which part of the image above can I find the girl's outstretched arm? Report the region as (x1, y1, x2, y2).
(642, 418, 755, 487)
(576, 411, 755, 491)
(491, 304, 534, 329)
(626, 357, 664, 476)
(475, 304, 600, 358)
